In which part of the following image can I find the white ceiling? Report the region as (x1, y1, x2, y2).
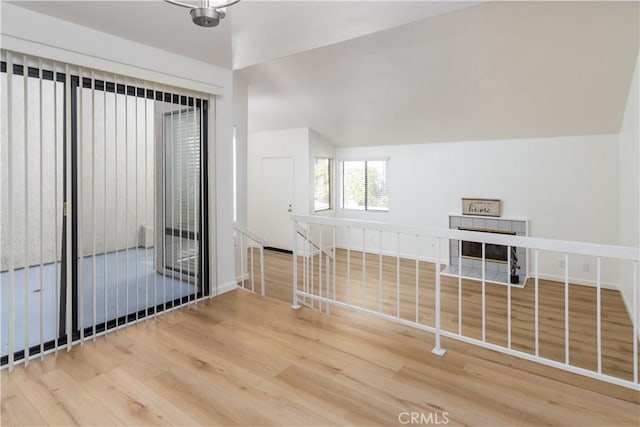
(9, 0, 234, 68)
(230, 1, 477, 69)
(9, 1, 477, 70)
(239, 1, 640, 146)
(8, 1, 640, 147)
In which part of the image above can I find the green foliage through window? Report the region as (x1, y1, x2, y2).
(314, 158, 331, 211)
(342, 160, 388, 211)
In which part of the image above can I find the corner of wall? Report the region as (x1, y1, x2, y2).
(618, 50, 640, 328)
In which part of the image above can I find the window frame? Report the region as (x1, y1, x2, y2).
(313, 157, 332, 212)
(340, 159, 389, 212)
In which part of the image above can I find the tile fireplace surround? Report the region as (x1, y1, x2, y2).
(441, 215, 529, 287)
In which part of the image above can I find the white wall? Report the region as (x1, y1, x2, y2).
(1, 4, 235, 294)
(335, 135, 621, 285)
(233, 75, 249, 226)
(618, 53, 640, 323)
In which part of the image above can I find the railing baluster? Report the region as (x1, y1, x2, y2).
(482, 242, 486, 342)
(415, 234, 419, 323)
(333, 226, 336, 303)
(535, 249, 539, 357)
(432, 237, 445, 356)
(507, 245, 512, 349)
(250, 240, 255, 293)
(379, 230, 383, 313)
(319, 227, 323, 311)
(325, 251, 330, 314)
(596, 256, 602, 374)
(260, 245, 265, 297)
(633, 260, 638, 385)
(307, 233, 311, 306)
(304, 233, 309, 305)
(310, 225, 314, 310)
(291, 220, 300, 309)
(240, 233, 245, 290)
(458, 239, 462, 335)
(565, 253, 570, 365)
(347, 227, 351, 304)
(362, 228, 366, 307)
(396, 232, 400, 318)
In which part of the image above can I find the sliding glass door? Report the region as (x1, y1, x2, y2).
(73, 75, 210, 338)
(1, 50, 210, 367)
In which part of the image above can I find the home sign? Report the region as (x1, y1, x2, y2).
(462, 198, 501, 217)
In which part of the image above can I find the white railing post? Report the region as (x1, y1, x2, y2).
(634, 260, 638, 385)
(325, 252, 330, 314)
(240, 233, 245, 290)
(564, 253, 570, 365)
(333, 226, 337, 304)
(482, 242, 486, 342)
(458, 239, 462, 335)
(596, 256, 602, 374)
(432, 237, 446, 356)
(260, 245, 265, 297)
(534, 249, 539, 357)
(292, 219, 301, 309)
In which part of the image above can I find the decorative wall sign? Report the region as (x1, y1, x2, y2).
(462, 198, 501, 217)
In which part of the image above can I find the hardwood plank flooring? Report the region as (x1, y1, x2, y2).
(248, 248, 639, 397)
(2, 290, 638, 426)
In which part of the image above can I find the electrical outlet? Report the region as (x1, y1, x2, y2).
(582, 263, 590, 273)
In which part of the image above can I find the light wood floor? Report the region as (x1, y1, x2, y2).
(253, 249, 640, 393)
(2, 290, 639, 426)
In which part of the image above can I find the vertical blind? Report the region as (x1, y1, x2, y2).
(0, 49, 211, 370)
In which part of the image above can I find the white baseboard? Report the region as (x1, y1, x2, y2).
(211, 280, 238, 297)
(333, 244, 449, 265)
(235, 273, 250, 282)
(295, 249, 320, 257)
(530, 272, 619, 291)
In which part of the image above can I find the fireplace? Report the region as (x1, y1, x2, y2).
(443, 215, 529, 287)
(458, 227, 515, 263)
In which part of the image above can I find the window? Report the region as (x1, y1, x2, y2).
(341, 160, 388, 211)
(314, 157, 331, 211)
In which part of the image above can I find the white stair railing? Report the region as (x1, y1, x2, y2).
(291, 214, 640, 391)
(234, 223, 266, 296)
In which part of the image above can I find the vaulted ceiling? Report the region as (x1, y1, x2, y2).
(8, 1, 640, 147)
(238, 1, 640, 146)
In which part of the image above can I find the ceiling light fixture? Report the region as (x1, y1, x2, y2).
(164, 0, 241, 27)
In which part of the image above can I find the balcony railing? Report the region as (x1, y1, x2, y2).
(291, 214, 640, 390)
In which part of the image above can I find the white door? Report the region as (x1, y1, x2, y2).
(260, 157, 294, 251)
